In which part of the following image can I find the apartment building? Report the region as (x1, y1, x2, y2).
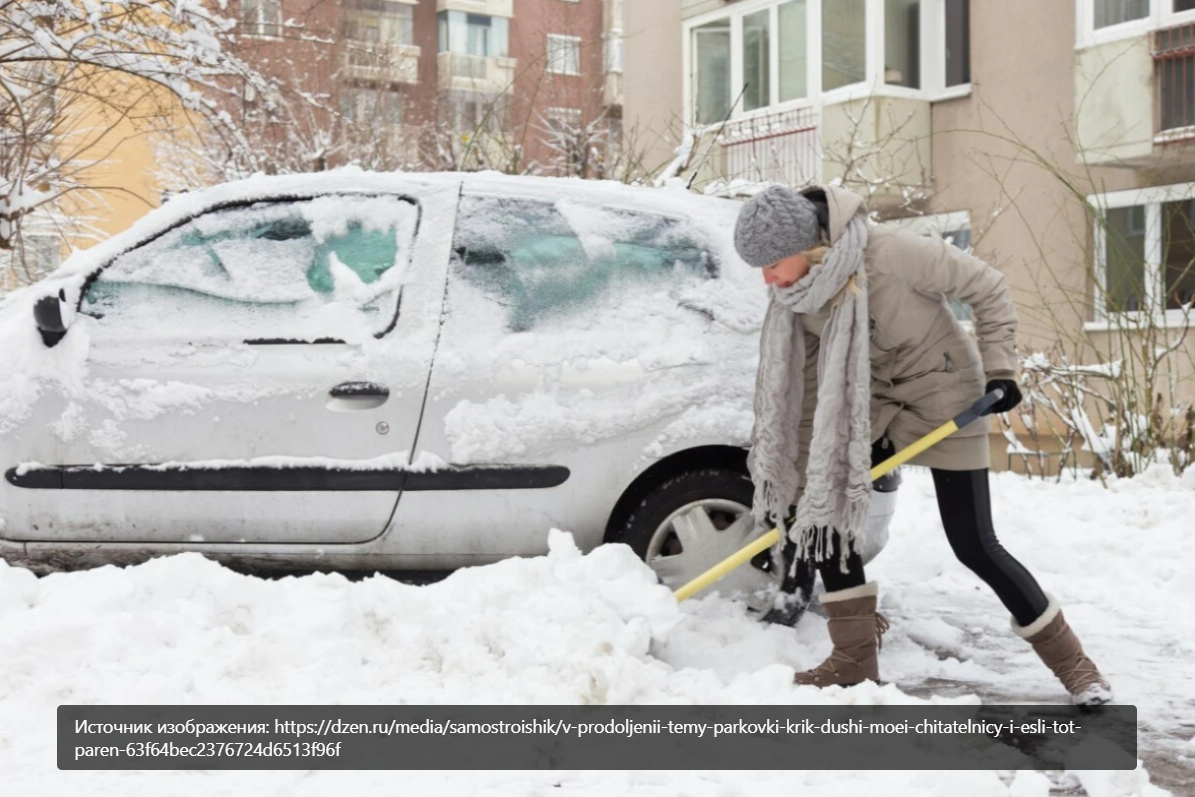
(5, 0, 625, 288)
(225, 0, 624, 174)
(625, 0, 1195, 470)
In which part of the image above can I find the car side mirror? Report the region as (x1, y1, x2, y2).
(34, 288, 72, 347)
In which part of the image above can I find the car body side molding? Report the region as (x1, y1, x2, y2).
(4, 464, 569, 492)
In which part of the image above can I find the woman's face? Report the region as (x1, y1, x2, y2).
(761, 252, 811, 289)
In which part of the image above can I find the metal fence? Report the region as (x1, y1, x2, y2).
(720, 106, 820, 187)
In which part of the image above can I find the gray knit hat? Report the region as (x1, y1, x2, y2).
(733, 185, 822, 268)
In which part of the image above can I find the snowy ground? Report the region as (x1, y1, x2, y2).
(1, 467, 1193, 796)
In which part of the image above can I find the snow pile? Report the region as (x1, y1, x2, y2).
(3, 468, 1192, 793)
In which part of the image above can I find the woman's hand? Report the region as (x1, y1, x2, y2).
(985, 379, 1023, 413)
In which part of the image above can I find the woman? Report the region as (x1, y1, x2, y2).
(733, 184, 1113, 706)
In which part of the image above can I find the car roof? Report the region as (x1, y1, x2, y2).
(44, 168, 743, 287)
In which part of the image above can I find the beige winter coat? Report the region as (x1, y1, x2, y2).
(791, 185, 1018, 481)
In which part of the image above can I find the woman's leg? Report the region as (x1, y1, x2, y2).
(929, 468, 1048, 626)
(814, 529, 867, 593)
(930, 468, 1113, 703)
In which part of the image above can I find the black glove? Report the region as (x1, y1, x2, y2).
(985, 379, 1023, 414)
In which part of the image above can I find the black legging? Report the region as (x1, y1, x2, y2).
(813, 463, 1050, 627)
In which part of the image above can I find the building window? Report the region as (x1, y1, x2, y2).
(545, 106, 583, 134)
(345, 1, 414, 47)
(1162, 200, 1195, 308)
(242, 0, 282, 38)
(605, 32, 624, 73)
(438, 11, 509, 57)
(341, 88, 404, 126)
(693, 20, 731, 124)
(1104, 205, 1148, 312)
(1179, 0, 1195, 11)
(1093, 0, 1149, 29)
(21, 233, 62, 277)
(1154, 24, 1195, 133)
(547, 34, 582, 75)
(823, 0, 867, 91)
(742, 10, 771, 112)
(884, 0, 920, 89)
(687, 0, 965, 125)
(945, 0, 970, 86)
(1093, 185, 1195, 320)
(449, 94, 505, 133)
(779, 1, 809, 102)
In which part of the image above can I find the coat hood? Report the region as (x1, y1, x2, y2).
(800, 185, 868, 245)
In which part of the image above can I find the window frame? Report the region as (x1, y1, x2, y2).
(546, 33, 583, 75)
(1076, 0, 1195, 49)
(241, 0, 284, 39)
(78, 192, 422, 343)
(438, 11, 509, 58)
(604, 29, 625, 73)
(1087, 182, 1195, 328)
(682, 0, 970, 130)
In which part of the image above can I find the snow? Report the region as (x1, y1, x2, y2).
(433, 189, 763, 465)
(2, 469, 1192, 794)
(15, 451, 448, 473)
(1, 169, 764, 465)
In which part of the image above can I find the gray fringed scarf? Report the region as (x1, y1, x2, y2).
(747, 211, 872, 567)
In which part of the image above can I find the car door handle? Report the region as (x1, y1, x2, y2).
(329, 382, 390, 399)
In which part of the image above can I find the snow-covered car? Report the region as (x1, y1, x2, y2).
(0, 169, 894, 602)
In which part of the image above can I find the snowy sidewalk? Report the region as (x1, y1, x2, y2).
(1, 468, 1192, 795)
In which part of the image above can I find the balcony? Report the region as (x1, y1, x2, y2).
(1073, 23, 1195, 168)
(819, 94, 931, 211)
(436, 0, 512, 17)
(437, 52, 516, 93)
(343, 43, 421, 85)
(716, 107, 821, 189)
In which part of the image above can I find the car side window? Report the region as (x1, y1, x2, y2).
(81, 195, 418, 342)
(451, 195, 717, 331)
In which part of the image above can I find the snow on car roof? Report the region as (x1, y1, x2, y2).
(38, 168, 744, 289)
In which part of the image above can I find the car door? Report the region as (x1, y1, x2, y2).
(395, 188, 726, 561)
(2, 185, 459, 545)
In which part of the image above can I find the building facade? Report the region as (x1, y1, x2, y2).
(625, 0, 1195, 471)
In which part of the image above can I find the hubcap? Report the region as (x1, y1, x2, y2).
(646, 498, 781, 601)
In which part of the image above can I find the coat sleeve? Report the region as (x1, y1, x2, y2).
(889, 231, 1019, 380)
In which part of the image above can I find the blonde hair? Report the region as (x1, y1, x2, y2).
(800, 243, 862, 306)
(801, 245, 831, 267)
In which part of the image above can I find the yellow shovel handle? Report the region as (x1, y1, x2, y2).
(672, 528, 781, 603)
(671, 390, 1004, 603)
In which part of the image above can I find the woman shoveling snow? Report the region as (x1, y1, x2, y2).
(733, 184, 1113, 706)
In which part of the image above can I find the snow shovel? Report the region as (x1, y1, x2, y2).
(672, 388, 1007, 605)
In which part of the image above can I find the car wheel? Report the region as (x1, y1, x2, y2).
(618, 468, 781, 602)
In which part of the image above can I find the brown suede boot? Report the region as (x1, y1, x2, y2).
(793, 582, 889, 687)
(1012, 595, 1114, 706)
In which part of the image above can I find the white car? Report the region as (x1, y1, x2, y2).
(0, 169, 893, 603)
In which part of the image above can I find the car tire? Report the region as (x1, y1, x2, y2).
(617, 468, 781, 603)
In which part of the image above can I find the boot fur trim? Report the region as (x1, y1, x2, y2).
(1011, 594, 1061, 639)
(821, 581, 878, 604)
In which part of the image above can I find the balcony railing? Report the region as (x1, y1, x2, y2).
(719, 107, 819, 187)
(437, 51, 516, 92)
(342, 43, 420, 84)
(1155, 23, 1195, 139)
